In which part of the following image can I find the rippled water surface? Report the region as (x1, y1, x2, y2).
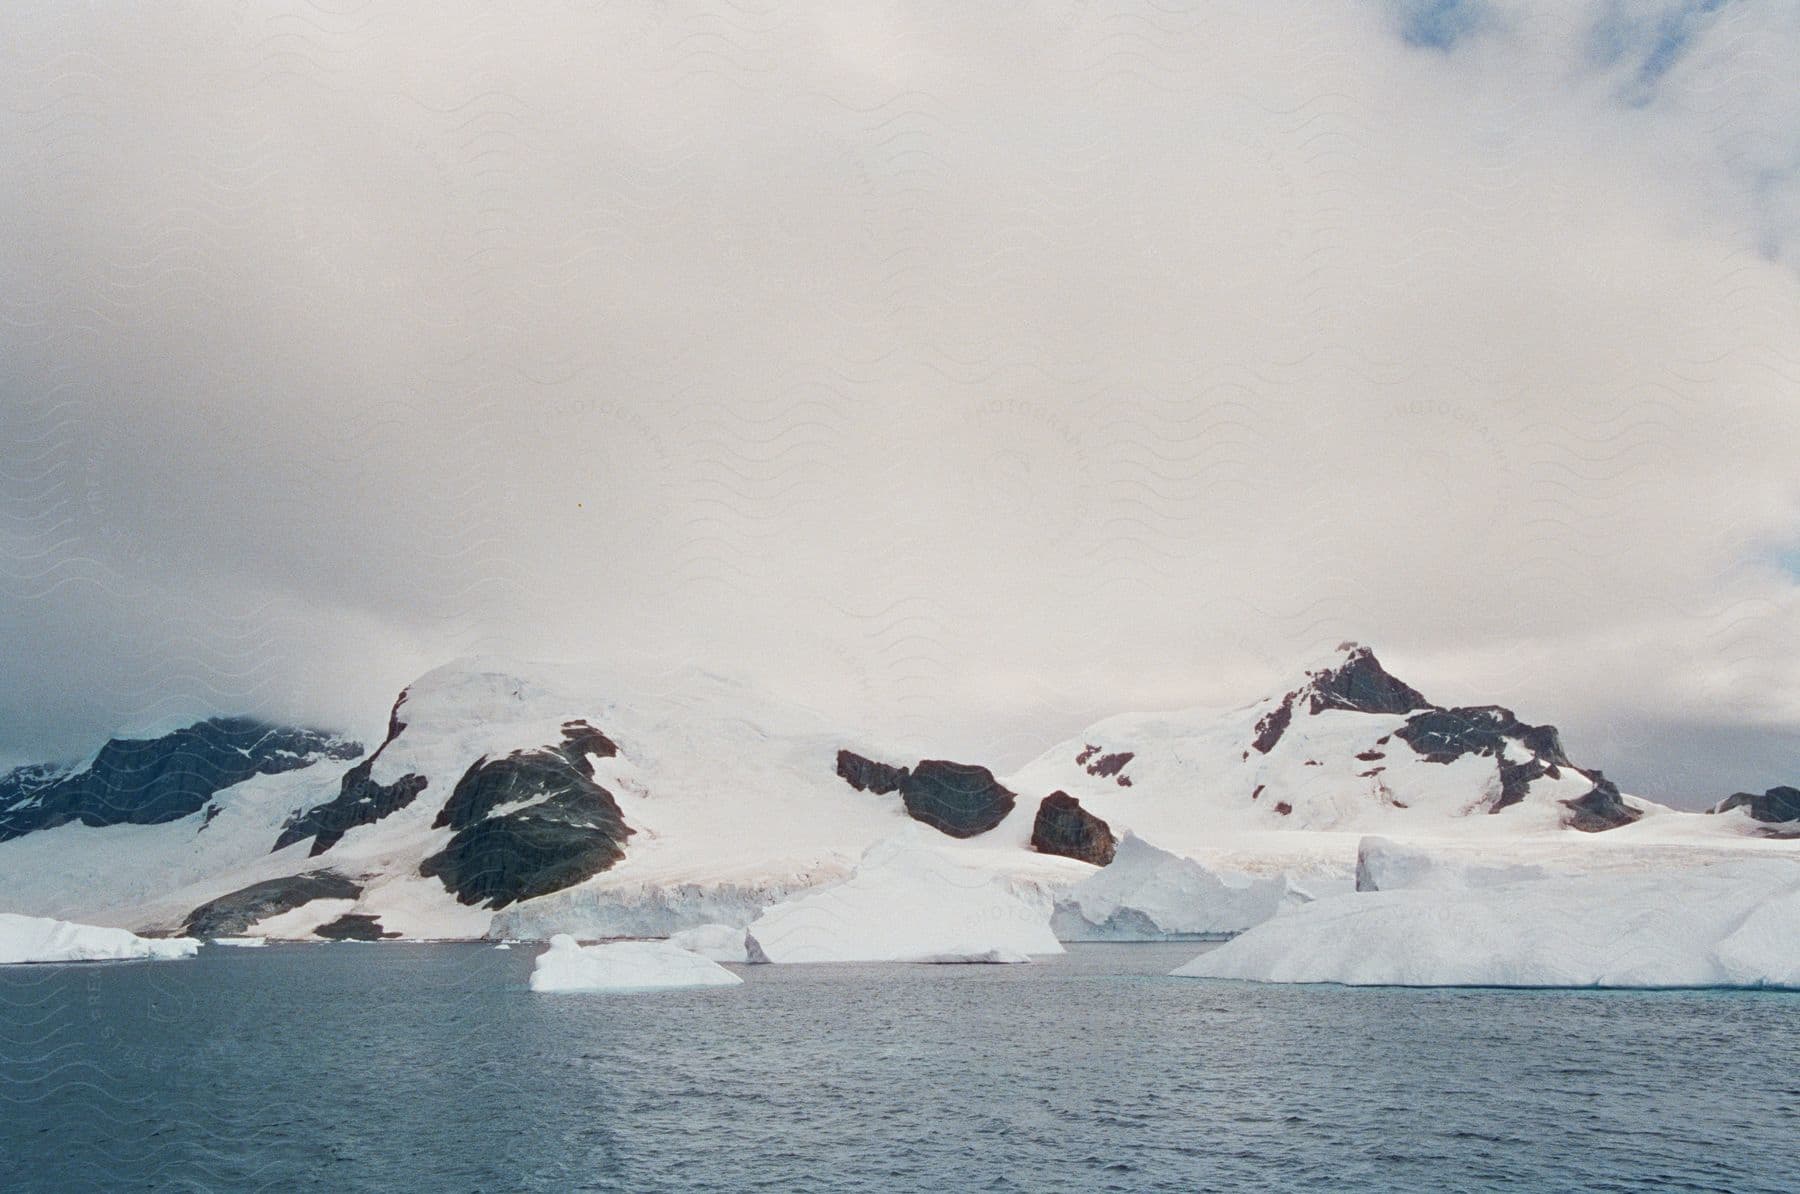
(2, 942, 1795, 1191)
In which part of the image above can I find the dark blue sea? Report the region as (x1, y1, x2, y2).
(2, 942, 1795, 1192)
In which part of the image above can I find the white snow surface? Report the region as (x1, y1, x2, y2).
(529, 935, 743, 993)
(668, 922, 752, 963)
(1354, 836, 1549, 892)
(1173, 858, 1800, 989)
(745, 828, 1067, 964)
(0, 913, 197, 964)
(1053, 833, 1293, 940)
(0, 648, 1789, 944)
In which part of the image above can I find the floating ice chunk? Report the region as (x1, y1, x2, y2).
(746, 830, 1063, 964)
(1053, 833, 1290, 940)
(210, 936, 267, 948)
(528, 935, 743, 993)
(0, 913, 198, 964)
(1173, 859, 1800, 989)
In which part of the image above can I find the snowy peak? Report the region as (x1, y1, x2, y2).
(1295, 642, 1433, 717)
(1009, 642, 1643, 842)
(1253, 643, 1430, 755)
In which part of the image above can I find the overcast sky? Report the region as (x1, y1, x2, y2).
(2, 1, 1797, 806)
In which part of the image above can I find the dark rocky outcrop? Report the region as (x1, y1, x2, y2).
(1396, 706, 1570, 769)
(432, 721, 615, 831)
(1391, 704, 1575, 814)
(1303, 644, 1432, 715)
(273, 758, 429, 856)
(1075, 747, 1134, 783)
(0, 719, 361, 842)
(835, 750, 909, 795)
(419, 731, 633, 909)
(897, 760, 1016, 838)
(557, 719, 619, 765)
(1030, 792, 1116, 865)
(274, 691, 426, 856)
(1561, 773, 1641, 833)
(181, 871, 364, 937)
(314, 913, 399, 941)
(1711, 785, 1800, 824)
(835, 751, 1017, 838)
(1253, 645, 1432, 755)
(1251, 695, 1296, 754)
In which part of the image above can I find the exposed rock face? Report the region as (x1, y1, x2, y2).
(1075, 746, 1134, 785)
(419, 721, 633, 908)
(274, 692, 426, 856)
(1561, 773, 1641, 833)
(0, 719, 361, 842)
(898, 760, 1016, 838)
(835, 751, 1017, 838)
(1250, 695, 1295, 755)
(556, 719, 619, 767)
(1303, 644, 1432, 715)
(835, 750, 909, 795)
(314, 913, 399, 941)
(1712, 786, 1800, 824)
(1396, 706, 1570, 768)
(1030, 792, 1116, 865)
(1391, 704, 1575, 813)
(182, 871, 365, 937)
(1255, 645, 1432, 755)
(273, 759, 429, 856)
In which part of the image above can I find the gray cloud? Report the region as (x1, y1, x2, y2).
(2, 2, 1797, 807)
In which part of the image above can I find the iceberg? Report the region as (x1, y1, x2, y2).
(1173, 859, 1800, 989)
(210, 936, 268, 948)
(528, 935, 744, 993)
(0, 913, 199, 964)
(745, 831, 1063, 964)
(1052, 833, 1290, 941)
(668, 922, 752, 963)
(1353, 835, 1548, 892)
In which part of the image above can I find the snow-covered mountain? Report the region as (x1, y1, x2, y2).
(0, 645, 1785, 942)
(0, 718, 361, 841)
(1002, 642, 1639, 850)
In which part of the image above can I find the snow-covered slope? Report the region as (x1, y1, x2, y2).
(0, 658, 931, 940)
(0, 645, 1785, 945)
(998, 643, 1774, 881)
(1173, 857, 1800, 989)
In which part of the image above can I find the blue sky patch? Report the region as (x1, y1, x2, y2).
(1392, 0, 1486, 51)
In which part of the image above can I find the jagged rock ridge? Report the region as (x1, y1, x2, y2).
(274, 692, 426, 855)
(1253, 643, 1432, 757)
(0, 718, 361, 843)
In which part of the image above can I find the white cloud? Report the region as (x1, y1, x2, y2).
(0, 2, 1795, 804)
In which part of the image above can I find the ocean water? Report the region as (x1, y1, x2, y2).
(2, 942, 1795, 1192)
